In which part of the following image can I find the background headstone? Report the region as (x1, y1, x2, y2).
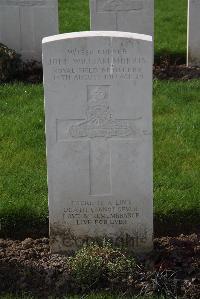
(187, 0, 200, 66)
(90, 0, 154, 36)
(43, 31, 153, 254)
(0, 0, 59, 61)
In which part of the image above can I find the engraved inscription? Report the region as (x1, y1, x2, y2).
(97, 0, 144, 12)
(69, 86, 134, 139)
(49, 45, 146, 83)
(63, 199, 141, 226)
(58, 199, 149, 249)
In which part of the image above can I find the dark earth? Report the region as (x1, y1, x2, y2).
(153, 64, 200, 80)
(0, 234, 199, 298)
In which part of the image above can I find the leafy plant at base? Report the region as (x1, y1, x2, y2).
(107, 256, 136, 283)
(0, 43, 22, 83)
(67, 242, 136, 291)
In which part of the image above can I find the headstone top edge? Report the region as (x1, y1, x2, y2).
(0, 0, 57, 2)
(0, 0, 58, 7)
(42, 31, 152, 44)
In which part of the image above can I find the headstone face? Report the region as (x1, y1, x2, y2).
(43, 31, 153, 254)
(0, 0, 58, 61)
(90, 0, 154, 36)
(187, 0, 200, 66)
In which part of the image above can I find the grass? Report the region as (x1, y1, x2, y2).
(58, 0, 188, 61)
(0, 81, 199, 237)
(59, 0, 90, 34)
(153, 80, 200, 234)
(0, 84, 47, 237)
(154, 0, 187, 60)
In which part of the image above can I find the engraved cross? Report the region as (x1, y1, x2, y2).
(0, 1, 46, 53)
(58, 85, 140, 196)
(99, 0, 144, 30)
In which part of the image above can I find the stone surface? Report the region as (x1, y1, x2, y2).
(43, 31, 153, 253)
(187, 0, 200, 66)
(90, 0, 154, 36)
(0, 0, 58, 61)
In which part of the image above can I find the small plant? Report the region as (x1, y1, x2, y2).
(0, 43, 22, 83)
(67, 241, 137, 290)
(67, 244, 104, 288)
(107, 256, 136, 281)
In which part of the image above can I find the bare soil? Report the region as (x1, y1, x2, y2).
(153, 64, 200, 80)
(0, 234, 199, 298)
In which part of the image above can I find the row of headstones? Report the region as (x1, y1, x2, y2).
(3, 0, 197, 255)
(0, 0, 199, 66)
(1, 1, 197, 254)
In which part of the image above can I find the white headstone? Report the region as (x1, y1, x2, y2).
(43, 31, 153, 254)
(90, 0, 154, 36)
(187, 0, 200, 66)
(0, 0, 59, 61)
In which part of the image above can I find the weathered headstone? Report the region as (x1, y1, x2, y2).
(187, 0, 200, 66)
(90, 0, 154, 36)
(0, 0, 58, 61)
(43, 31, 153, 253)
